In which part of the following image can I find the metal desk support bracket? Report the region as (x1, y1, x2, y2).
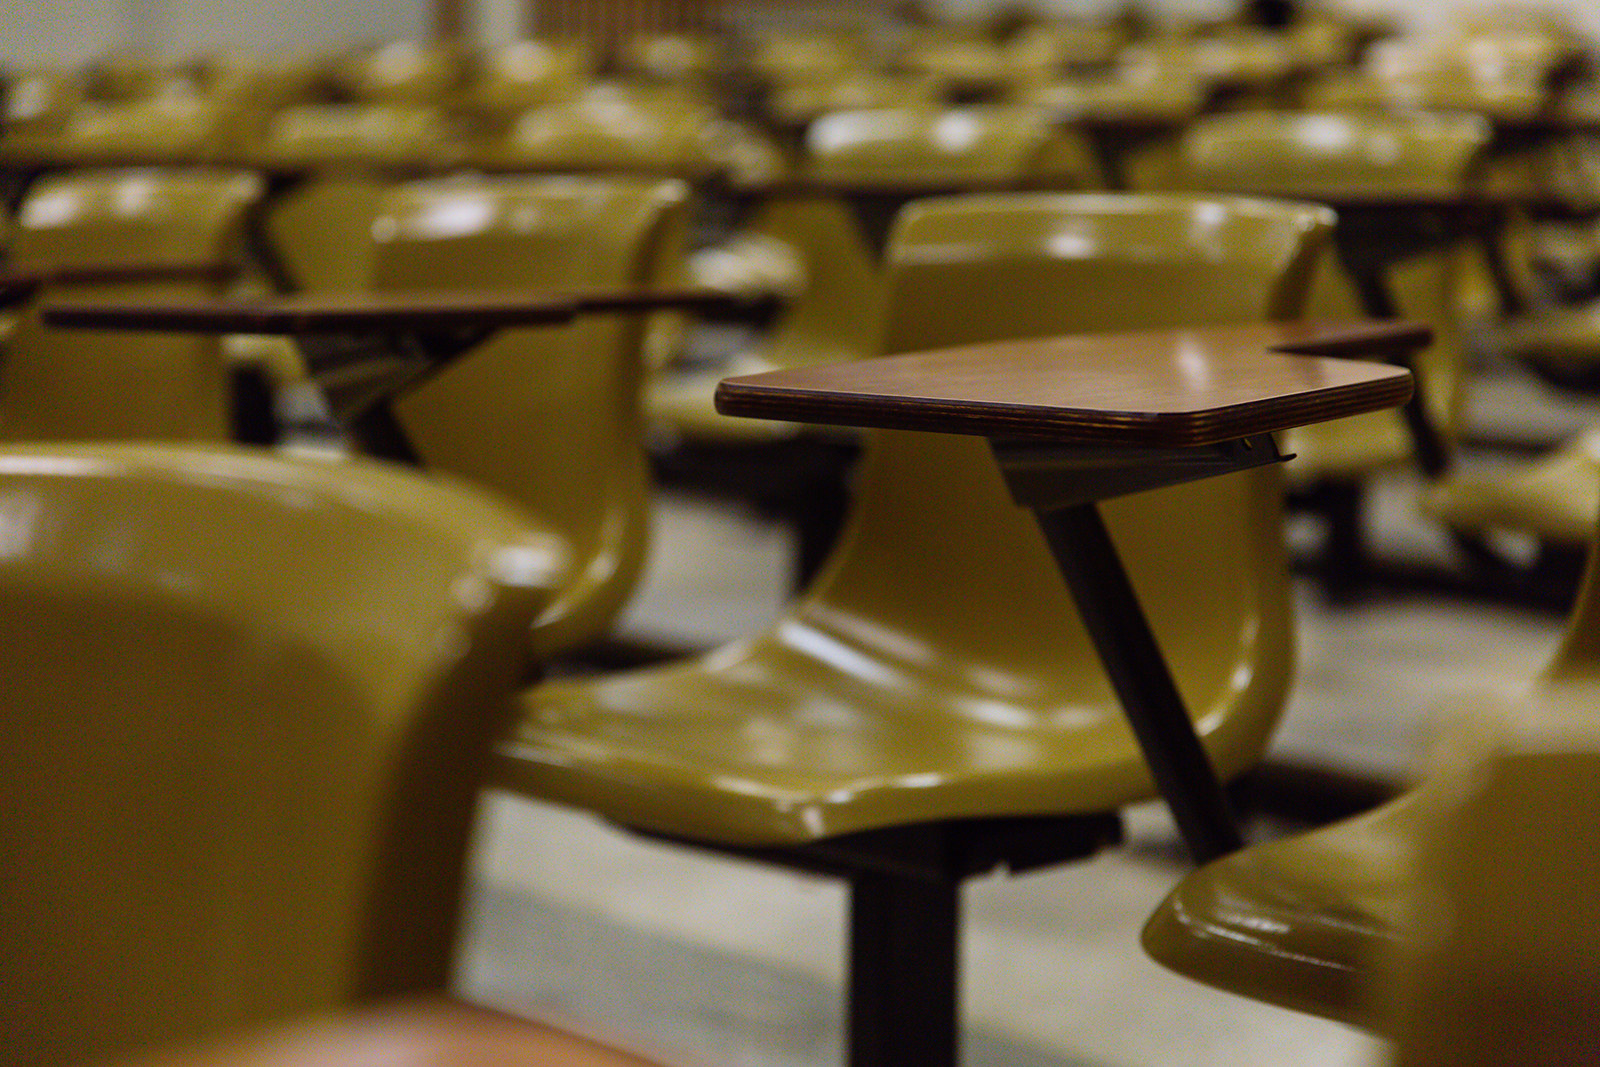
(991, 433, 1289, 863)
(296, 327, 494, 464)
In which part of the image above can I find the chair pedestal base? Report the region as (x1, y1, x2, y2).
(635, 813, 1121, 1067)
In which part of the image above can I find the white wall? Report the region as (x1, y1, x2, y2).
(2, 0, 430, 66)
(4, 0, 125, 67)
(160, 0, 429, 59)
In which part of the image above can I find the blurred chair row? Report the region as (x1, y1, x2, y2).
(0, 180, 1345, 1066)
(9, 176, 1600, 1067)
(7, 90, 1598, 598)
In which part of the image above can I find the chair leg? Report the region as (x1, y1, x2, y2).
(848, 870, 960, 1067)
(1316, 480, 1367, 604)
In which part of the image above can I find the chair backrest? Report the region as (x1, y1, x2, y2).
(617, 32, 722, 85)
(1178, 110, 1492, 436)
(461, 39, 595, 120)
(375, 175, 689, 655)
(256, 105, 457, 292)
(2, 70, 85, 136)
(328, 40, 464, 105)
(0, 168, 261, 442)
(47, 96, 239, 163)
(474, 86, 781, 181)
(804, 105, 1100, 186)
(1384, 719, 1600, 1066)
(750, 105, 1102, 372)
(0, 441, 567, 1066)
(790, 194, 1333, 799)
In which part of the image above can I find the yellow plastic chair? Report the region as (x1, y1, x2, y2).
(473, 85, 783, 183)
(0, 168, 261, 442)
(375, 175, 689, 657)
(1143, 496, 1600, 1028)
(766, 73, 941, 133)
(83, 51, 170, 100)
(0, 441, 568, 1067)
(328, 40, 464, 105)
(1005, 21, 1128, 76)
(803, 104, 1101, 186)
(0, 96, 239, 166)
(1, 69, 85, 140)
(650, 103, 1102, 582)
(495, 191, 1333, 1065)
(648, 103, 1100, 582)
(1383, 715, 1600, 1067)
(748, 32, 871, 88)
(252, 104, 459, 293)
(616, 33, 723, 87)
(896, 38, 1015, 101)
(458, 39, 595, 125)
(1178, 110, 1491, 591)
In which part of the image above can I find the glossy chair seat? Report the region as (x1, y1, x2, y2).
(496, 192, 1333, 1064)
(1143, 792, 1417, 1025)
(1420, 426, 1600, 547)
(1145, 493, 1600, 1028)
(0, 442, 568, 1066)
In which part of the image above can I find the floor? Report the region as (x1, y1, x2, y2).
(451, 356, 1588, 1067)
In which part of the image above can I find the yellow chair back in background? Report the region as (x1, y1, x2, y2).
(0, 168, 261, 442)
(376, 175, 689, 657)
(1178, 109, 1492, 480)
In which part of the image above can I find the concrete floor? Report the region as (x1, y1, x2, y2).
(453, 356, 1586, 1067)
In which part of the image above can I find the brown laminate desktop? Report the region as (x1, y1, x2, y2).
(715, 320, 1420, 447)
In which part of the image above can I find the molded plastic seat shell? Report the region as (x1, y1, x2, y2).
(1144, 499, 1600, 1027)
(1420, 426, 1600, 546)
(496, 192, 1331, 845)
(460, 40, 595, 119)
(804, 105, 1100, 186)
(377, 175, 689, 656)
(0, 96, 239, 164)
(1179, 111, 1491, 482)
(254, 105, 460, 293)
(329, 41, 465, 105)
(0, 442, 568, 1066)
(0, 168, 262, 442)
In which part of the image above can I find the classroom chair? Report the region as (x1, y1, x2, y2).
(648, 104, 1101, 585)
(0, 168, 261, 442)
(1381, 711, 1600, 1067)
(0, 441, 569, 1067)
(457, 40, 595, 127)
(373, 175, 690, 657)
(494, 191, 1334, 1067)
(1143, 489, 1600, 1027)
(1178, 109, 1492, 595)
(473, 84, 784, 184)
(0, 95, 241, 167)
(327, 40, 464, 105)
(252, 103, 460, 293)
